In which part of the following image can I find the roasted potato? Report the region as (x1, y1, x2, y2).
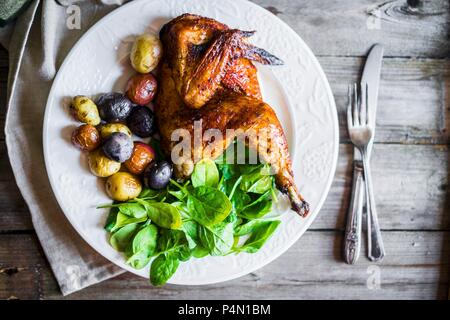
(88, 149, 121, 177)
(130, 34, 162, 73)
(96, 92, 134, 123)
(71, 124, 101, 151)
(70, 96, 101, 125)
(127, 106, 155, 138)
(99, 123, 132, 139)
(102, 132, 133, 163)
(105, 172, 142, 201)
(124, 142, 156, 174)
(143, 161, 173, 190)
(126, 73, 158, 105)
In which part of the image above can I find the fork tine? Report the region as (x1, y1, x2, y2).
(347, 84, 353, 129)
(353, 83, 359, 126)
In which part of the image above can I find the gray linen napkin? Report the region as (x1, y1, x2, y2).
(2, 0, 130, 296)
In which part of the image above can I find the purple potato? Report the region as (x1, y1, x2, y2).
(97, 92, 134, 122)
(127, 106, 155, 138)
(143, 161, 173, 190)
(102, 132, 133, 163)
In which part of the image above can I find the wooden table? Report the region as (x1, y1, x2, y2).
(0, 0, 449, 299)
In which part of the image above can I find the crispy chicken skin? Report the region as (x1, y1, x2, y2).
(156, 14, 309, 217)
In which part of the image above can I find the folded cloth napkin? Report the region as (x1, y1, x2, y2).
(2, 0, 129, 296)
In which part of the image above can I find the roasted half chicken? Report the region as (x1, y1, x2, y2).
(155, 14, 309, 217)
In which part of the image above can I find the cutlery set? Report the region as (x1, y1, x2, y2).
(344, 44, 385, 264)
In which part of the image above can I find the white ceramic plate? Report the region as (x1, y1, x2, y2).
(43, 0, 338, 285)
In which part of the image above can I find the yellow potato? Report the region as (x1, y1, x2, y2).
(130, 34, 162, 73)
(70, 96, 101, 125)
(105, 172, 142, 201)
(88, 149, 121, 177)
(99, 123, 132, 139)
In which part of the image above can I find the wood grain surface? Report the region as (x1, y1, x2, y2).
(0, 0, 449, 300)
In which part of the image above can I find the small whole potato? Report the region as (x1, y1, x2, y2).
(88, 149, 121, 177)
(96, 92, 134, 123)
(127, 106, 155, 138)
(126, 73, 158, 105)
(102, 132, 134, 163)
(71, 124, 101, 151)
(130, 34, 162, 74)
(105, 172, 142, 201)
(99, 123, 132, 139)
(124, 142, 156, 174)
(143, 161, 173, 190)
(70, 96, 101, 125)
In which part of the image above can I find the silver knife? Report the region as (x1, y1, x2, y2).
(344, 44, 384, 264)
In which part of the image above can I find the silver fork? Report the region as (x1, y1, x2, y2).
(347, 83, 385, 262)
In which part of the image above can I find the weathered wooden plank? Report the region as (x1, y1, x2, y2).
(253, 0, 450, 58)
(0, 233, 45, 300)
(0, 142, 448, 231)
(0, 141, 33, 231)
(1, 1, 449, 59)
(315, 143, 450, 230)
(320, 57, 450, 144)
(1, 231, 447, 299)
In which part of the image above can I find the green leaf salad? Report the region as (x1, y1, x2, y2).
(98, 148, 281, 286)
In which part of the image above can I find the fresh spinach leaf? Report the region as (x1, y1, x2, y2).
(138, 200, 182, 230)
(99, 202, 147, 218)
(118, 203, 147, 218)
(240, 174, 273, 194)
(168, 189, 186, 201)
(198, 222, 234, 256)
(104, 207, 119, 232)
(109, 212, 147, 233)
(218, 176, 235, 195)
(150, 253, 180, 286)
(187, 186, 232, 227)
(157, 229, 191, 261)
(138, 188, 163, 200)
(234, 219, 277, 236)
(191, 158, 219, 188)
(230, 187, 251, 213)
(171, 201, 190, 219)
(126, 251, 152, 270)
(240, 164, 274, 194)
(238, 163, 262, 175)
(240, 200, 272, 220)
(218, 163, 238, 181)
(126, 224, 158, 269)
(238, 191, 272, 220)
(182, 220, 200, 249)
(224, 210, 238, 225)
(110, 223, 141, 252)
(227, 176, 243, 200)
(191, 246, 209, 258)
(235, 220, 281, 253)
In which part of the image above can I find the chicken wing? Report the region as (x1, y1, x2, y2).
(156, 14, 309, 217)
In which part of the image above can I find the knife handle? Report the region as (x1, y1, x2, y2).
(362, 156, 386, 262)
(344, 161, 364, 264)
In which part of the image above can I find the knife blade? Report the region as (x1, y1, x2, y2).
(354, 44, 384, 161)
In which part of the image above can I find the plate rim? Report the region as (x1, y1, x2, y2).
(43, 0, 339, 285)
